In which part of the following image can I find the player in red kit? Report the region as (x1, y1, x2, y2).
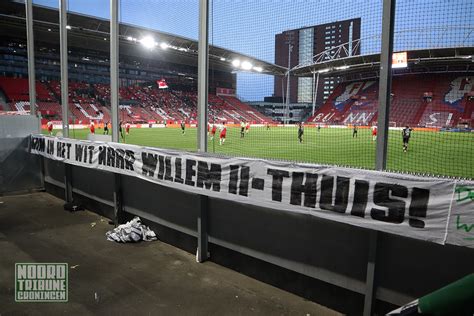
(210, 124, 217, 140)
(126, 123, 131, 135)
(372, 125, 377, 141)
(219, 123, 227, 145)
(47, 121, 53, 135)
(90, 121, 95, 134)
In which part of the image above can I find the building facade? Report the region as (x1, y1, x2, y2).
(274, 18, 361, 104)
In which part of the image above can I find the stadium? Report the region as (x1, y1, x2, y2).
(1, 0, 473, 315)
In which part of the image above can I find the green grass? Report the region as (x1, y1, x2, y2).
(45, 126, 474, 179)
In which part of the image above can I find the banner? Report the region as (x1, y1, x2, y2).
(446, 184, 474, 247)
(216, 87, 236, 96)
(157, 79, 168, 89)
(30, 135, 464, 246)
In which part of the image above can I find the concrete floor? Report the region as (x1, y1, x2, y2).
(0, 192, 341, 316)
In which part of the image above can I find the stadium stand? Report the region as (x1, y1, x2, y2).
(2, 73, 471, 127)
(308, 74, 473, 127)
(0, 74, 298, 125)
(0, 77, 53, 102)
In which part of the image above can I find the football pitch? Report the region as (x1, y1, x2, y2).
(45, 126, 474, 179)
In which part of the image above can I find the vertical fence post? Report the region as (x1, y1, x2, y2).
(197, 0, 209, 153)
(110, 0, 122, 226)
(197, 195, 209, 262)
(59, 0, 69, 138)
(25, 0, 36, 118)
(376, 0, 396, 170)
(59, 0, 72, 202)
(110, 0, 120, 144)
(196, 0, 209, 262)
(363, 230, 378, 316)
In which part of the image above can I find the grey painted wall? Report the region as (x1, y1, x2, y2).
(42, 158, 474, 315)
(0, 116, 42, 194)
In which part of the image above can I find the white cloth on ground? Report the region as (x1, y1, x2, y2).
(106, 217, 157, 242)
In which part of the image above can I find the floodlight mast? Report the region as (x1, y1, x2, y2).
(285, 32, 294, 124)
(285, 44, 292, 124)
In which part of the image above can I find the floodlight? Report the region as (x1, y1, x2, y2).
(335, 65, 349, 70)
(253, 66, 263, 72)
(126, 36, 133, 41)
(220, 57, 226, 61)
(232, 59, 241, 67)
(318, 68, 330, 73)
(66, 25, 72, 30)
(241, 61, 253, 70)
(140, 36, 156, 49)
(160, 43, 169, 50)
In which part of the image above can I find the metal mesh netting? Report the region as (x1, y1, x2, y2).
(11, 0, 472, 179)
(207, 0, 473, 179)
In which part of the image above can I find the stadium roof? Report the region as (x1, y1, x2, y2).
(0, 0, 287, 76)
(291, 46, 474, 77)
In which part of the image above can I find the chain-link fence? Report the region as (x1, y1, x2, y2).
(1, 0, 472, 178)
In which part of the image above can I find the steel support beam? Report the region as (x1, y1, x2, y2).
(59, 0, 72, 202)
(59, 0, 69, 137)
(375, 0, 396, 170)
(196, 0, 210, 262)
(197, 195, 209, 262)
(110, 0, 122, 226)
(64, 164, 73, 203)
(312, 71, 320, 117)
(197, 0, 209, 153)
(110, 0, 120, 143)
(363, 231, 378, 316)
(25, 0, 36, 117)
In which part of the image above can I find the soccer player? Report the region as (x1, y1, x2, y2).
(219, 123, 227, 145)
(90, 121, 95, 134)
(317, 124, 321, 132)
(210, 124, 217, 140)
(181, 121, 186, 135)
(119, 121, 124, 139)
(402, 125, 412, 152)
(125, 122, 131, 135)
(353, 125, 358, 138)
(103, 121, 109, 135)
(266, 122, 270, 130)
(240, 120, 245, 138)
(372, 125, 377, 141)
(47, 121, 53, 135)
(298, 122, 304, 143)
(245, 122, 250, 134)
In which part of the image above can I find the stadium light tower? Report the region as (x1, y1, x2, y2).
(285, 32, 294, 124)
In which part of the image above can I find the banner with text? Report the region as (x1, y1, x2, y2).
(446, 184, 474, 247)
(31, 135, 461, 246)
